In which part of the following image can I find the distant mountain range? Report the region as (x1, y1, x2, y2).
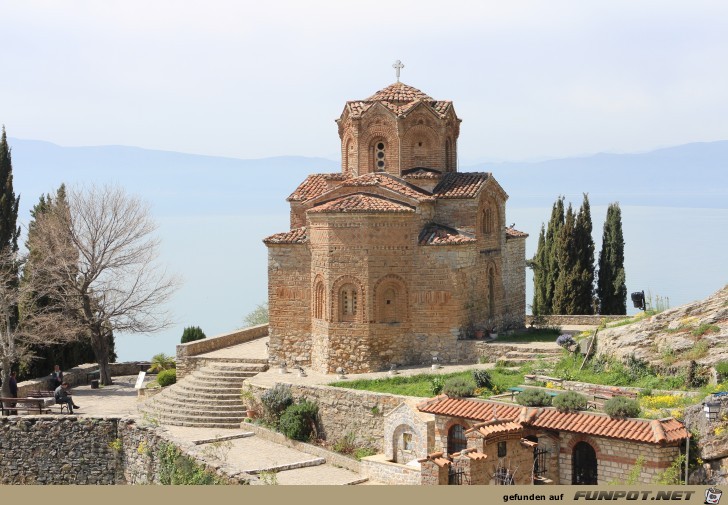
(10, 138, 728, 223)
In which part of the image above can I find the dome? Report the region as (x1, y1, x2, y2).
(366, 82, 434, 103)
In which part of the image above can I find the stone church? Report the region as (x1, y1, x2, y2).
(264, 80, 527, 373)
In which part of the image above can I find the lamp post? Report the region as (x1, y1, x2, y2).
(685, 399, 721, 484)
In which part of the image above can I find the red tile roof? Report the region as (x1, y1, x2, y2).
(418, 223, 475, 246)
(309, 194, 415, 214)
(263, 227, 307, 245)
(506, 227, 529, 239)
(432, 172, 490, 199)
(367, 82, 434, 102)
(417, 396, 688, 445)
(341, 173, 432, 201)
(288, 173, 347, 202)
(467, 420, 524, 438)
(402, 167, 444, 179)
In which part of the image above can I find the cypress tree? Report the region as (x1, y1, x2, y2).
(0, 126, 20, 255)
(573, 193, 595, 314)
(544, 196, 565, 313)
(530, 224, 548, 316)
(597, 203, 627, 314)
(552, 204, 579, 314)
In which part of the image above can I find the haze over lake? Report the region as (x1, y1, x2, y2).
(11, 138, 728, 361)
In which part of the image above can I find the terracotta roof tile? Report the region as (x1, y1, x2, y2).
(402, 167, 444, 179)
(470, 421, 524, 438)
(417, 397, 689, 445)
(432, 172, 490, 199)
(367, 82, 434, 102)
(309, 194, 415, 214)
(341, 173, 432, 200)
(288, 173, 347, 202)
(506, 227, 529, 239)
(263, 227, 307, 245)
(418, 223, 475, 246)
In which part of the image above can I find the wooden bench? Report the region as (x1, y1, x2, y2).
(0, 397, 51, 415)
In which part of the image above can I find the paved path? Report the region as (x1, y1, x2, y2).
(197, 337, 269, 360)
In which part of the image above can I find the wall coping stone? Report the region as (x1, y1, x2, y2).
(176, 324, 269, 359)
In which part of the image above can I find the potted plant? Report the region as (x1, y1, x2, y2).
(240, 383, 258, 419)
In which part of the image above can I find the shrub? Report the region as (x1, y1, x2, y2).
(604, 397, 641, 418)
(279, 400, 318, 441)
(148, 353, 176, 373)
(516, 389, 552, 407)
(333, 432, 357, 455)
(181, 326, 206, 344)
(157, 369, 177, 387)
(472, 369, 493, 389)
(716, 361, 728, 377)
(552, 391, 588, 412)
(354, 447, 378, 460)
(260, 383, 293, 422)
(430, 376, 445, 395)
(556, 334, 576, 350)
(442, 376, 476, 398)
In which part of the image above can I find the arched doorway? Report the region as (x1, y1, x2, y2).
(572, 441, 598, 485)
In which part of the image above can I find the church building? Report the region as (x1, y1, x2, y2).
(264, 78, 528, 373)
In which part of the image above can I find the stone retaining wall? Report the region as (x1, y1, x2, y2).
(176, 324, 269, 379)
(247, 381, 414, 450)
(0, 416, 247, 485)
(526, 315, 626, 326)
(15, 362, 152, 397)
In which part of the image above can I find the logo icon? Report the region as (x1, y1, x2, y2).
(705, 488, 723, 505)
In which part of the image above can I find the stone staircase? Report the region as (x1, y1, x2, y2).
(481, 343, 564, 367)
(140, 360, 268, 428)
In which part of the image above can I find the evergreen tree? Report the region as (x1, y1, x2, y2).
(544, 196, 565, 313)
(552, 204, 579, 314)
(181, 326, 206, 344)
(530, 224, 548, 316)
(573, 193, 595, 314)
(0, 126, 20, 255)
(597, 203, 627, 314)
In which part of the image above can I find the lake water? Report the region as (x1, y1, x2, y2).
(114, 205, 728, 362)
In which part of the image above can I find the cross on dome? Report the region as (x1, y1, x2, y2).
(392, 60, 404, 82)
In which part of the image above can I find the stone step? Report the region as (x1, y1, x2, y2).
(163, 390, 244, 403)
(496, 357, 546, 367)
(148, 398, 246, 413)
(142, 405, 247, 419)
(503, 350, 561, 359)
(172, 383, 245, 394)
(138, 407, 246, 424)
(191, 357, 269, 365)
(247, 457, 327, 475)
(190, 371, 260, 380)
(204, 363, 268, 372)
(188, 374, 251, 384)
(272, 464, 369, 486)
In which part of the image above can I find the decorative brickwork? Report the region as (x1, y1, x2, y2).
(266, 81, 527, 373)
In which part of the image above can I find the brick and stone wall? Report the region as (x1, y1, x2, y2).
(503, 236, 527, 328)
(16, 362, 151, 397)
(557, 433, 681, 485)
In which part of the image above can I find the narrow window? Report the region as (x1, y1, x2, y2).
(498, 441, 507, 458)
(314, 282, 325, 319)
(374, 142, 386, 171)
(340, 284, 358, 322)
(447, 424, 467, 454)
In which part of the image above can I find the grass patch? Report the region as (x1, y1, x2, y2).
(692, 324, 720, 337)
(683, 340, 710, 361)
(330, 368, 525, 398)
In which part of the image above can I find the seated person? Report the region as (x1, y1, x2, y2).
(54, 382, 80, 414)
(50, 365, 64, 390)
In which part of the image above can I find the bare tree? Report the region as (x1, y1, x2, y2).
(31, 185, 179, 385)
(0, 248, 78, 398)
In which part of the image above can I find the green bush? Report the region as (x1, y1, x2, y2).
(516, 389, 552, 407)
(442, 376, 476, 398)
(716, 361, 728, 377)
(472, 369, 493, 389)
(430, 376, 445, 395)
(181, 326, 206, 344)
(552, 391, 588, 412)
(604, 397, 641, 418)
(261, 383, 293, 422)
(279, 400, 318, 441)
(157, 369, 177, 387)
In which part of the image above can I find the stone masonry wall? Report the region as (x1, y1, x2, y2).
(247, 381, 410, 449)
(557, 433, 681, 485)
(503, 237, 527, 328)
(0, 416, 246, 485)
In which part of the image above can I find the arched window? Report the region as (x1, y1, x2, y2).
(447, 424, 467, 454)
(339, 283, 358, 322)
(373, 141, 386, 172)
(314, 281, 325, 320)
(482, 208, 493, 235)
(572, 442, 598, 485)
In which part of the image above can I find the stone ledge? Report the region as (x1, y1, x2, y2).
(240, 421, 361, 473)
(177, 324, 269, 359)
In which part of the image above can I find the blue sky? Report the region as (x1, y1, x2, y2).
(2, 1, 728, 163)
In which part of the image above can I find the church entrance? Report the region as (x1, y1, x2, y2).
(572, 442, 598, 485)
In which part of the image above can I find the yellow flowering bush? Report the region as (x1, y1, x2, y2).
(640, 395, 683, 410)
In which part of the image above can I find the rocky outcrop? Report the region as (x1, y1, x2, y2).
(595, 285, 728, 370)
